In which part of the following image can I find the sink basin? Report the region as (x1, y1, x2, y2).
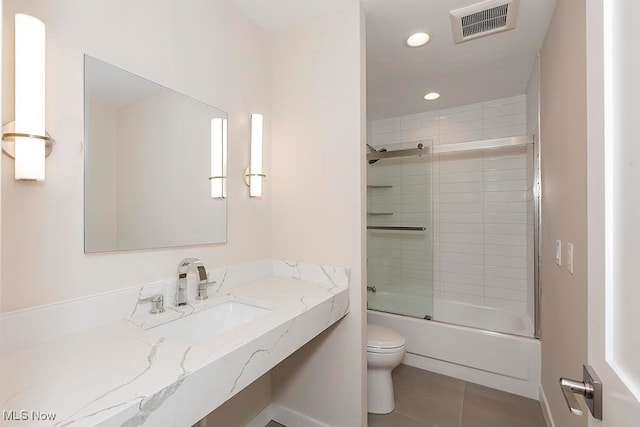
(148, 298, 272, 346)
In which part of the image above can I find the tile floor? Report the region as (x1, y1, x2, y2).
(265, 364, 546, 427)
(368, 365, 547, 427)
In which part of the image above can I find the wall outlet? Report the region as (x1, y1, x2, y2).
(566, 243, 574, 274)
(555, 240, 562, 266)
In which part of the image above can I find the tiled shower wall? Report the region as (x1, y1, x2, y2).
(368, 95, 534, 320)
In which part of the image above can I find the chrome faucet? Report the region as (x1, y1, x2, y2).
(176, 258, 208, 306)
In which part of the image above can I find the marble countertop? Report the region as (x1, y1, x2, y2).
(0, 277, 349, 426)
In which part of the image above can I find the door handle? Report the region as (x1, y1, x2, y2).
(559, 365, 602, 420)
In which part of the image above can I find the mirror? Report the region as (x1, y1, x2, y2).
(84, 55, 227, 253)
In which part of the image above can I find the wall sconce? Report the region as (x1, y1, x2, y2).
(209, 117, 227, 198)
(1, 14, 53, 181)
(245, 113, 265, 197)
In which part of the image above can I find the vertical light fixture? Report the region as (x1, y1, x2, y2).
(245, 113, 265, 197)
(2, 14, 53, 181)
(210, 117, 227, 198)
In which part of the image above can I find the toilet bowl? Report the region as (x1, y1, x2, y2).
(367, 323, 407, 414)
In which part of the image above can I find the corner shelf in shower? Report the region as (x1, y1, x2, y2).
(367, 212, 394, 216)
(367, 185, 393, 189)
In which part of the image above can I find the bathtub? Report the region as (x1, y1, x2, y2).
(367, 292, 541, 398)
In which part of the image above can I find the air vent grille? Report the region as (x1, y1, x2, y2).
(461, 4, 509, 38)
(450, 0, 519, 44)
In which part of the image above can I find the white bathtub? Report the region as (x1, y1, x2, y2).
(367, 292, 541, 398)
(367, 291, 533, 336)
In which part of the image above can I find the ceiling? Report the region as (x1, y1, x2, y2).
(363, 0, 556, 119)
(227, 0, 352, 33)
(225, 0, 556, 121)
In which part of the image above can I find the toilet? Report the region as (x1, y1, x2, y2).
(366, 323, 407, 414)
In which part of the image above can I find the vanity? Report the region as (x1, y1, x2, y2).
(0, 260, 349, 426)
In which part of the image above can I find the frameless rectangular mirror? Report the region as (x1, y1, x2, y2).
(84, 55, 227, 253)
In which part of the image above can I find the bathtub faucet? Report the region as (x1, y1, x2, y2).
(367, 286, 377, 293)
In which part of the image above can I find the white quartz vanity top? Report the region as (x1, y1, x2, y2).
(0, 277, 349, 426)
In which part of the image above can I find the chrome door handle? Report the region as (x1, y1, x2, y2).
(559, 365, 602, 420)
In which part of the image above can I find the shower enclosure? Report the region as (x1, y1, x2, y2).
(367, 135, 538, 338)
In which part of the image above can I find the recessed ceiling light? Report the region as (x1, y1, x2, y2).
(405, 32, 430, 47)
(424, 92, 440, 101)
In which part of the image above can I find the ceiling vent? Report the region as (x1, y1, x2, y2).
(450, 0, 520, 44)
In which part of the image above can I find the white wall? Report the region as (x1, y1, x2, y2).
(1, 0, 272, 312)
(369, 96, 534, 324)
(539, 0, 588, 425)
(269, 4, 366, 426)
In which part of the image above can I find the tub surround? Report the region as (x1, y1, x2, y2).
(0, 260, 349, 426)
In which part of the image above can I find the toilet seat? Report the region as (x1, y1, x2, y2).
(367, 324, 406, 352)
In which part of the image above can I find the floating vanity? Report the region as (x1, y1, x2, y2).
(0, 260, 349, 426)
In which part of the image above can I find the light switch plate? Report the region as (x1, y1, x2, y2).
(555, 240, 562, 266)
(567, 243, 574, 274)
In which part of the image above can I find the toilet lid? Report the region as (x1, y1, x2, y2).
(367, 324, 405, 349)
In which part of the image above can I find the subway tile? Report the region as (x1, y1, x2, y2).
(440, 235, 484, 248)
(403, 126, 439, 141)
(438, 159, 484, 174)
(439, 108, 484, 125)
(439, 192, 484, 203)
(403, 268, 434, 280)
(440, 130, 485, 145)
(439, 181, 484, 193)
(441, 262, 484, 275)
(484, 254, 527, 269)
(484, 180, 527, 192)
(484, 223, 528, 235)
(485, 265, 527, 280)
(439, 202, 484, 213)
(438, 252, 484, 265)
(484, 212, 528, 224)
(484, 277, 528, 291)
(439, 171, 484, 184)
(483, 101, 526, 118)
(484, 168, 527, 182)
(440, 212, 484, 223)
(484, 233, 527, 246)
(440, 242, 484, 254)
(441, 282, 484, 296)
(484, 201, 528, 213)
(484, 125, 527, 140)
(440, 222, 484, 234)
(371, 117, 401, 132)
(483, 112, 527, 129)
(484, 244, 527, 257)
(441, 271, 484, 286)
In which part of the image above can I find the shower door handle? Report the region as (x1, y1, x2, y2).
(559, 365, 602, 420)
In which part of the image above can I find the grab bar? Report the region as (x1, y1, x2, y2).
(367, 226, 426, 231)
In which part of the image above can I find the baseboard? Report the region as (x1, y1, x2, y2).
(246, 405, 274, 427)
(269, 404, 328, 427)
(539, 385, 556, 427)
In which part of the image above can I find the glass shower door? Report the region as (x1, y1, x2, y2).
(366, 143, 434, 319)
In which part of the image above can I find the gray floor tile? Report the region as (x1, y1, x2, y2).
(461, 382, 546, 427)
(393, 364, 465, 400)
(368, 412, 429, 427)
(392, 383, 464, 427)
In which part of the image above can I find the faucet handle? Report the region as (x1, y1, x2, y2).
(196, 281, 217, 301)
(139, 294, 165, 314)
